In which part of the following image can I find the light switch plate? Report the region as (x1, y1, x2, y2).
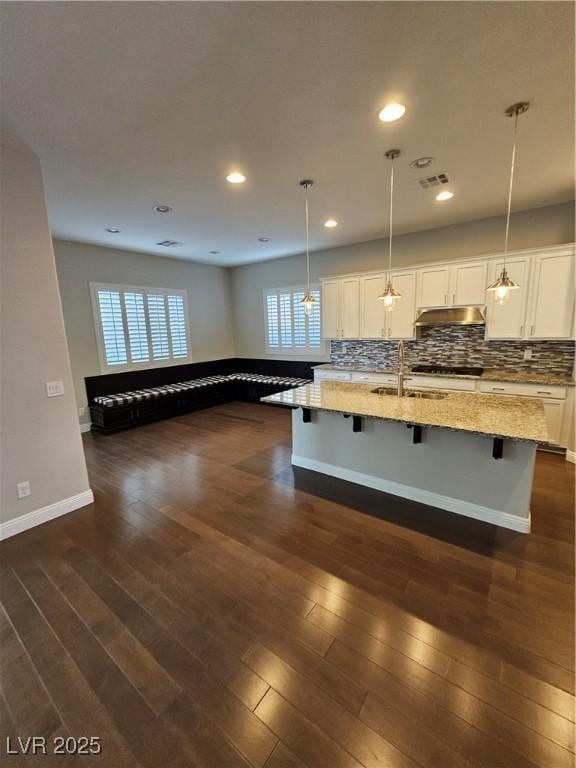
(46, 380, 65, 397)
(523, 349, 533, 361)
(17, 481, 31, 499)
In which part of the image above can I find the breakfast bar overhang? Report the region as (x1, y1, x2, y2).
(263, 382, 549, 533)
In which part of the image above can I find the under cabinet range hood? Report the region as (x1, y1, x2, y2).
(414, 306, 486, 327)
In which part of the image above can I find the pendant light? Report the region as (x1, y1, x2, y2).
(487, 101, 529, 305)
(299, 179, 315, 316)
(378, 149, 402, 311)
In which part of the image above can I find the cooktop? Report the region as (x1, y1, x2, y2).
(411, 364, 484, 377)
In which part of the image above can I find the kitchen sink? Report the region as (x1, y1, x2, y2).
(407, 390, 448, 400)
(370, 387, 448, 400)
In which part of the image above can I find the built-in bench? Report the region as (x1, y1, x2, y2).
(86, 358, 315, 433)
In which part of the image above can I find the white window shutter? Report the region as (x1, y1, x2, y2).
(264, 285, 322, 355)
(97, 290, 128, 365)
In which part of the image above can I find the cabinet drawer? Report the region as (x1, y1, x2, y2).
(314, 370, 351, 382)
(478, 381, 567, 399)
(351, 372, 397, 385)
(405, 376, 477, 392)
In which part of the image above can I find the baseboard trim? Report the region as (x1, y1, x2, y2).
(80, 423, 91, 434)
(292, 454, 530, 533)
(0, 490, 94, 541)
(566, 450, 576, 464)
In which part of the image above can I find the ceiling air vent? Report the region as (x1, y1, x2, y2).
(156, 240, 184, 247)
(417, 173, 450, 190)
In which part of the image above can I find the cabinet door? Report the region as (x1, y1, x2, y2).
(340, 278, 360, 338)
(542, 400, 564, 446)
(321, 280, 340, 338)
(387, 271, 417, 339)
(451, 261, 487, 306)
(484, 258, 530, 339)
(528, 252, 575, 339)
(360, 275, 386, 338)
(418, 266, 450, 308)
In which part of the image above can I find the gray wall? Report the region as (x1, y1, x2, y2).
(230, 201, 575, 359)
(54, 240, 235, 425)
(1, 146, 91, 526)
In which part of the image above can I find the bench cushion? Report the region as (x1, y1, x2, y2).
(92, 373, 309, 408)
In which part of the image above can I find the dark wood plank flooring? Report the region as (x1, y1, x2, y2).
(1, 402, 574, 767)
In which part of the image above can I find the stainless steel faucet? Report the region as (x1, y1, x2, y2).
(397, 340, 405, 397)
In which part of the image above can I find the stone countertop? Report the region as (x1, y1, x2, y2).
(313, 363, 574, 387)
(262, 381, 549, 443)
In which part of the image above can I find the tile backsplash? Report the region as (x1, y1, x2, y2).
(331, 325, 575, 377)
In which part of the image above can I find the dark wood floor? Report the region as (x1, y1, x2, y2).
(1, 402, 574, 768)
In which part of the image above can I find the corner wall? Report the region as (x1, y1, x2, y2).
(1, 146, 92, 533)
(54, 240, 235, 426)
(229, 201, 575, 359)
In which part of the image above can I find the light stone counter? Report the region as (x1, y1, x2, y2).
(313, 363, 573, 387)
(263, 381, 548, 443)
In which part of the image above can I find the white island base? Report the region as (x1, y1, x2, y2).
(291, 409, 536, 533)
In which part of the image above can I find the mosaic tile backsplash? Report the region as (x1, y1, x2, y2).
(330, 325, 575, 377)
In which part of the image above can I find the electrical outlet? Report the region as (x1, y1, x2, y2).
(17, 481, 31, 499)
(46, 380, 65, 397)
(523, 348, 533, 361)
(79, 406, 86, 416)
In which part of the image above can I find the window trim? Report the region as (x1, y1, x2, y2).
(89, 282, 192, 373)
(263, 283, 326, 357)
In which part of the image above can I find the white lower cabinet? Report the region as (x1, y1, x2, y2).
(405, 376, 477, 392)
(350, 372, 397, 385)
(313, 369, 351, 383)
(541, 400, 565, 446)
(479, 381, 567, 447)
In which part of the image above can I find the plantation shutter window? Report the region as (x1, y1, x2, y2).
(90, 283, 191, 372)
(263, 285, 323, 355)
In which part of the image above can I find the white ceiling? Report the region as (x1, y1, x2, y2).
(1, 2, 574, 266)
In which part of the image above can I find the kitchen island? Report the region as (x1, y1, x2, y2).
(262, 381, 549, 532)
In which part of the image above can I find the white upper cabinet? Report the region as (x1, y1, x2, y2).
(321, 279, 340, 339)
(451, 261, 487, 306)
(387, 270, 417, 339)
(360, 274, 386, 338)
(321, 277, 360, 339)
(485, 257, 531, 339)
(320, 245, 575, 342)
(340, 278, 360, 338)
(418, 262, 487, 308)
(527, 250, 575, 339)
(418, 266, 450, 308)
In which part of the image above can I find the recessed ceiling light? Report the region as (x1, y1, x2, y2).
(410, 157, 435, 169)
(378, 103, 406, 122)
(258, 237, 271, 242)
(209, 250, 220, 255)
(226, 172, 246, 184)
(436, 190, 454, 201)
(105, 227, 121, 233)
(153, 204, 172, 213)
(324, 219, 338, 228)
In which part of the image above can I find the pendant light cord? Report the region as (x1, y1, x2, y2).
(503, 110, 519, 262)
(305, 186, 310, 291)
(388, 155, 395, 273)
